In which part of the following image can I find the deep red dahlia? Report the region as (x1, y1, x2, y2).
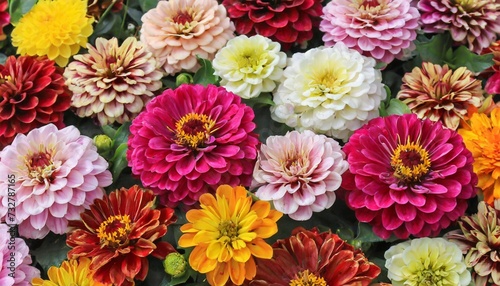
(66, 185, 177, 286)
(249, 227, 380, 286)
(222, 0, 323, 49)
(127, 84, 260, 207)
(0, 55, 71, 148)
(341, 113, 477, 239)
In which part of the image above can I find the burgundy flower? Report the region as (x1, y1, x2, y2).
(222, 0, 324, 50)
(0, 55, 71, 148)
(0, 0, 9, 41)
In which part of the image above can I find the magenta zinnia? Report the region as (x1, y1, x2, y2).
(250, 227, 381, 286)
(127, 84, 260, 207)
(341, 113, 477, 239)
(320, 0, 420, 64)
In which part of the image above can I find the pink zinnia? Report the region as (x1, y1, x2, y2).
(320, 0, 420, 64)
(0, 224, 40, 285)
(0, 0, 9, 42)
(0, 124, 112, 239)
(341, 113, 477, 239)
(127, 84, 260, 207)
(252, 130, 348, 220)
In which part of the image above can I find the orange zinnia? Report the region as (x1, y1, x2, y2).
(178, 184, 282, 286)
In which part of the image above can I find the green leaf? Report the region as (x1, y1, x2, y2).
(90, 13, 122, 43)
(242, 93, 275, 108)
(31, 233, 71, 273)
(112, 122, 131, 149)
(415, 33, 453, 65)
(355, 222, 384, 243)
(8, 0, 36, 25)
(192, 57, 219, 86)
(140, 0, 160, 13)
(101, 125, 117, 138)
(449, 46, 494, 73)
(386, 98, 411, 115)
(126, 7, 144, 26)
(110, 143, 129, 180)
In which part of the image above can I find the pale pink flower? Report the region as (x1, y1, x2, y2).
(252, 130, 349, 220)
(140, 0, 235, 75)
(0, 124, 112, 239)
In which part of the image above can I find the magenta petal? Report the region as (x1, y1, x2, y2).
(175, 155, 196, 176)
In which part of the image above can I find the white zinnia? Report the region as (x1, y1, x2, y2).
(385, 237, 471, 286)
(212, 35, 287, 99)
(270, 42, 386, 141)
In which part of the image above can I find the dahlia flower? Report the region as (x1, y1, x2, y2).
(67, 185, 177, 286)
(418, 0, 500, 54)
(0, 0, 9, 42)
(446, 200, 500, 285)
(0, 55, 71, 148)
(212, 35, 287, 99)
(342, 113, 477, 239)
(385, 237, 471, 286)
(320, 0, 420, 64)
(127, 84, 260, 207)
(481, 40, 500, 95)
(0, 124, 112, 239)
(31, 258, 106, 286)
(87, 0, 124, 19)
(178, 185, 282, 286)
(11, 0, 94, 67)
(397, 62, 484, 130)
(271, 43, 386, 141)
(64, 37, 163, 125)
(222, 0, 323, 50)
(458, 107, 500, 205)
(0, 224, 40, 286)
(252, 130, 349, 220)
(140, 0, 235, 75)
(249, 227, 380, 286)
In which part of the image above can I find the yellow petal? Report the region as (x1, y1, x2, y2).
(247, 238, 273, 259)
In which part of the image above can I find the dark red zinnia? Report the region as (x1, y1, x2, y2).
(222, 0, 323, 50)
(0, 55, 71, 148)
(66, 185, 177, 286)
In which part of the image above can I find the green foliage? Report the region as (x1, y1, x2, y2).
(31, 233, 70, 274)
(192, 57, 219, 86)
(8, 0, 36, 24)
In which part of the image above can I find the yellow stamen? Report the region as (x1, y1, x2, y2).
(96, 214, 131, 247)
(174, 112, 216, 149)
(391, 138, 431, 182)
(289, 270, 327, 286)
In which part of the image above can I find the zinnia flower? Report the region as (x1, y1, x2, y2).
(458, 107, 500, 205)
(0, 55, 71, 148)
(31, 257, 107, 286)
(0, 124, 112, 239)
(66, 185, 177, 286)
(342, 113, 477, 239)
(0, 0, 9, 42)
(252, 130, 349, 220)
(87, 0, 124, 19)
(417, 0, 500, 54)
(249, 227, 380, 286)
(127, 84, 260, 207)
(385, 237, 471, 285)
(0, 224, 40, 286)
(11, 0, 94, 67)
(397, 62, 484, 130)
(140, 0, 235, 75)
(212, 35, 287, 99)
(178, 185, 282, 286)
(320, 0, 420, 64)
(271, 43, 386, 142)
(222, 0, 323, 50)
(481, 40, 500, 95)
(64, 37, 163, 126)
(446, 200, 500, 286)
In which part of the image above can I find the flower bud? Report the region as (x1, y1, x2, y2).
(163, 252, 187, 278)
(175, 73, 193, 86)
(93, 134, 113, 154)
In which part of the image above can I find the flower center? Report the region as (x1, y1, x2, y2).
(96, 214, 132, 247)
(27, 151, 58, 182)
(289, 270, 327, 286)
(453, 0, 479, 12)
(413, 267, 447, 285)
(173, 12, 192, 24)
(0, 74, 12, 84)
(174, 112, 216, 149)
(170, 9, 197, 34)
(218, 220, 238, 239)
(390, 139, 431, 183)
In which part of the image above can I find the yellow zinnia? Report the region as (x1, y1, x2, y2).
(178, 184, 282, 286)
(31, 257, 107, 286)
(11, 0, 94, 67)
(459, 107, 500, 205)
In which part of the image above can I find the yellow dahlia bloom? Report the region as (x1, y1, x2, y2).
(31, 257, 108, 286)
(11, 0, 94, 67)
(459, 107, 500, 205)
(178, 184, 282, 286)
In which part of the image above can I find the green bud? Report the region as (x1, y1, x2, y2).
(163, 252, 187, 278)
(93, 134, 113, 153)
(176, 73, 193, 87)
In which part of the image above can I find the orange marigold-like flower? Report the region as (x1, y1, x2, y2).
(397, 62, 484, 130)
(178, 185, 282, 286)
(32, 257, 108, 286)
(66, 185, 177, 286)
(458, 107, 500, 205)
